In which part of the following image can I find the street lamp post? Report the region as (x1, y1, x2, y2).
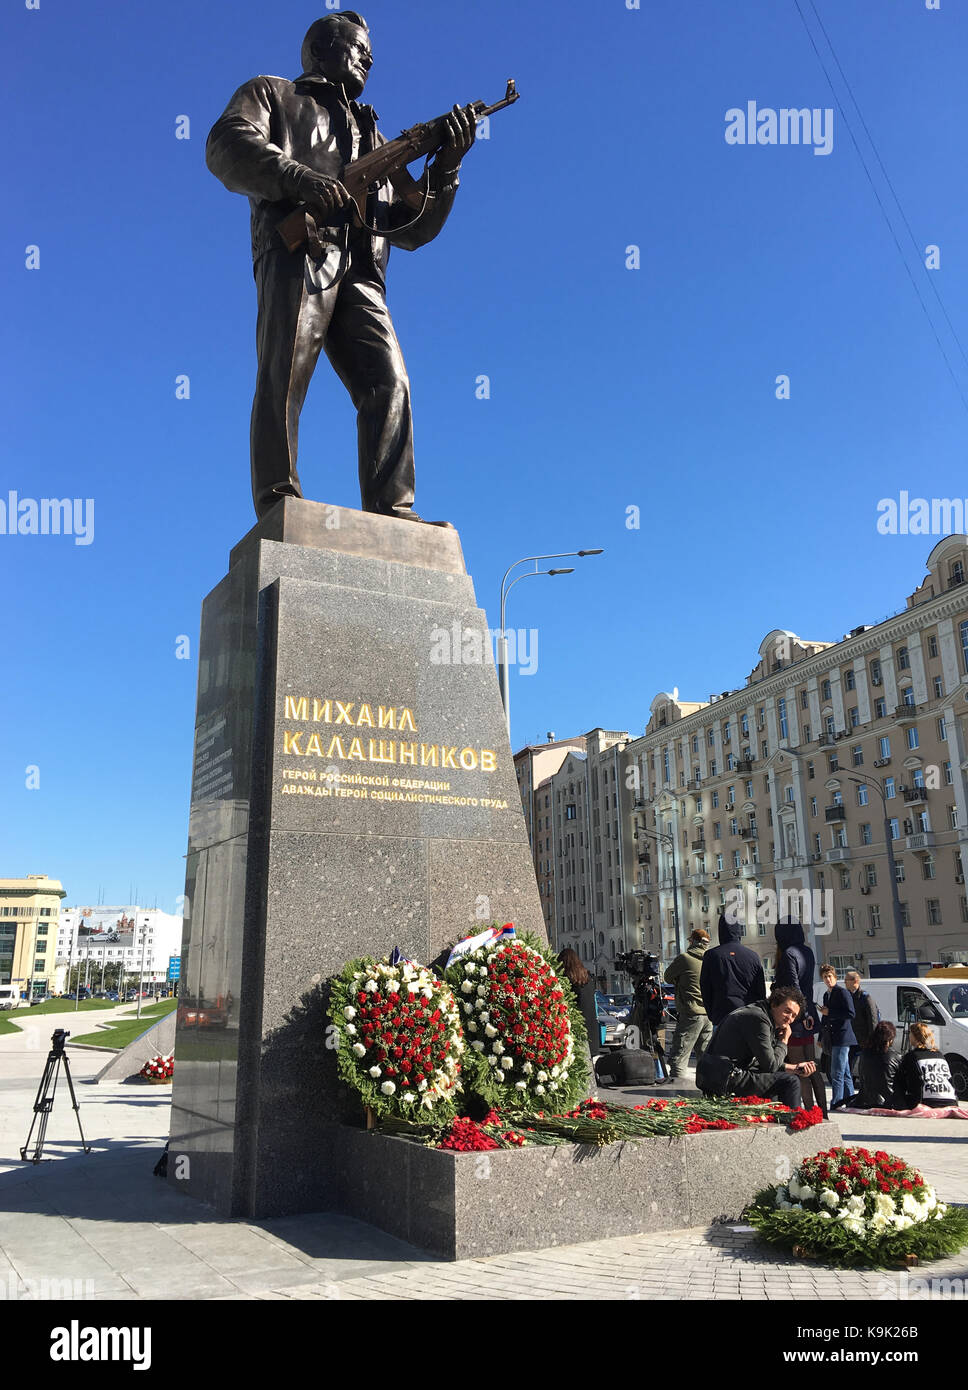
(846, 775, 908, 968)
(498, 550, 604, 738)
(640, 825, 682, 958)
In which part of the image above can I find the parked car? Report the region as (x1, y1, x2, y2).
(65, 987, 93, 1000)
(0, 986, 20, 1011)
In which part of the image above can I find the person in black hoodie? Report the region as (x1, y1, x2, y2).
(699, 912, 766, 1027)
(774, 919, 827, 1116)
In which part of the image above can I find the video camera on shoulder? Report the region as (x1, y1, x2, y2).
(614, 949, 661, 981)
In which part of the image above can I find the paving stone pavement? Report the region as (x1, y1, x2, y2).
(0, 1015, 965, 1301)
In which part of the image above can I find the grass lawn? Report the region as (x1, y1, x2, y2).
(119, 1000, 177, 1020)
(71, 999, 176, 1050)
(0, 1014, 23, 1036)
(7, 999, 120, 1019)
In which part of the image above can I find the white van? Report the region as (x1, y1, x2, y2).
(857, 976, 968, 1099)
(0, 985, 21, 1010)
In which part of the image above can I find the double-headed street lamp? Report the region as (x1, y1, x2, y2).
(639, 823, 682, 958)
(845, 774, 909, 967)
(498, 550, 604, 737)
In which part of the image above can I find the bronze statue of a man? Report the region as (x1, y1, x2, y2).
(206, 12, 476, 521)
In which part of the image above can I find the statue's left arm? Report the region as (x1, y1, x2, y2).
(381, 103, 476, 252)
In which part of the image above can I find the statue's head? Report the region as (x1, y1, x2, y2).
(301, 13, 372, 99)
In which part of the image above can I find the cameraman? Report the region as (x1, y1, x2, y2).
(695, 985, 816, 1107)
(663, 928, 712, 1081)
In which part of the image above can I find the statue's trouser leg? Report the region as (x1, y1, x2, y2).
(323, 265, 416, 515)
(250, 251, 337, 519)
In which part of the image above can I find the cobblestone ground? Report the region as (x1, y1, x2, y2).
(0, 1019, 965, 1301)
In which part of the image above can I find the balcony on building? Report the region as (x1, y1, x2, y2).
(637, 850, 651, 864)
(740, 863, 757, 878)
(905, 831, 936, 853)
(894, 703, 919, 723)
(690, 837, 706, 850)
(739, 827, 758, 840)
(902, 786, 928, 804)
(735, 758, 754, 772)
(825, 847, 851, 862)
(825, 805, 847, 822)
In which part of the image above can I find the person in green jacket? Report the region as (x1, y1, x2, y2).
(663, 928, 713, 1081)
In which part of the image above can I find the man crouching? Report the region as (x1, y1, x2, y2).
(696, 985, 817, 1108)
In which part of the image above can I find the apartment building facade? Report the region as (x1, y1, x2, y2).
(623, 536, 968, 979)
(57, 907, 185, 991)
(0, 874, 66, 996)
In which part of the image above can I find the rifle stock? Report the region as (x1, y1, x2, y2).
(277, 79, 519, 253)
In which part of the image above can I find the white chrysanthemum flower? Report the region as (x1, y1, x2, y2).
(535, 1084, 545, 1095)
(343, 1006, 356, 1020)
(551, 1065, 560, 1078)
(461, 981, 474, 994)
(407, 983, 418, 994)
(468, 1021, 478, 1033)
(536, 1071, 548, 1083)
(345, 1024, 356, 1035)
(560, 1070, 569, 1081)
(874, 1193, 895, 1218)
(845, 1195, 866, 1217)
(840, 1216, 865, 1236)
(351, 973, 362, 983)
(402, 1092, 415, 1105)
(351, 1043, 366, 1057)
(493, 1041, 505, 1055)
(479, 967, 488, 975)
(487, 1054, 497, 1066)
(368, 1066, 381, 1079)
(462, 1002, 472, 1014)
(465, 963, 477, 974)
(820, 1190, 839, 1209)
(417, 1078, 428, 1090)
(892, 1214, 914, 1232)
(365, 980, 378, 992)
(380, 1081, 395, 1095)
(485, 1024, 498, 1038)
(902, 1194, 923, 1219)
(500, 1057, 513, 1070)
(514, 1080, 527, 1090)
(522, 1062, 533, 1074)
(471, 1041, 484, 1052)
(548, 1081, 558, 1091)
(476, 985, 486, 997)
(479, 1011, 490, 1023)
(387, 980, 400, 993)
(422, 988, 433, 1000)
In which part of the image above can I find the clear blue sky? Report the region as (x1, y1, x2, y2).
(2, 0, 966, 912)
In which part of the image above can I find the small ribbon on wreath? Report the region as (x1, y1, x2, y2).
(445, 923, 515, 969)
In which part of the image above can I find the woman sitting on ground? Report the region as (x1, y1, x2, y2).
(893, 1023, 958, 1109)
(855, 1020, 900, 1108)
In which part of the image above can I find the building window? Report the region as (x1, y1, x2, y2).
(922, 856, 936, 880)
(707, 728, 715, 747)
(843, 907, 855, 932)
(927, 634, 939, 658)
(944, 761, 953, 785)
(934, 676, 944, 699)
(821, 678, 832, 700)
(897, 646, 910, 670)
(849, 707, 860, 728)
(565, 805, 577, 820)
(828, 754, 839, 773)
(852, 745, 864, 766)
(785, 786, 795, 803)
(879, 736, 891, 759)
(712, 791, 719, 808)
(889, 818, 899, 840)
(844, 668, 856, 690)
(895, 860, 906, 883)
(810, 796, 817, 816)
(950, 805, 959, 830)
(885, 776, 896, 798)
(761, 740, 769, 759)
(907, 727, 919, 750)
(937, 716, 947, 741)
(777, 698, 788, 740)
(800, 691, 809, 709)
(870, 658, 882, 685)
(900, 687, 915, 709)
(869, 904, 881, 931)
(927, 899, 942, 925)
(960, 620, 968, 673)
(874, 697, 887, 718)
(864, 863, 877, 886)
(807, 761, 815, 779)
(857, 786, 869, 807)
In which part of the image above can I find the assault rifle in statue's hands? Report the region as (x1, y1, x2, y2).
(277, 79, 520, 253)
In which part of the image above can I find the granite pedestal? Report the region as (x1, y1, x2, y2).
(168, 500, 545, 1221)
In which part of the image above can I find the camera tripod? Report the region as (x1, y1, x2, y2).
(21, 1030, 92, 1164)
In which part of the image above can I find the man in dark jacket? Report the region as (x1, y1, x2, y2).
(663, 929, 712, 1080)
(699, 913, 766, 1027)
(206, 12, 476, 519)
(844, 969, 878, 1078)
(696, 986, 815, 1106)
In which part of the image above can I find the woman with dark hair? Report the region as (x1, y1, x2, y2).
(558, 948, 601, 1066)
(855, 1020, 900, 1109)
(894, 1023, 959, 1109)
(774, 921, 826, 1115)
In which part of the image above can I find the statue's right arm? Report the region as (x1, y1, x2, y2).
(206, 78, 305, 203)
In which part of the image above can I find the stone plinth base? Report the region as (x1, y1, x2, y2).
(330, 1119, 842, 1260)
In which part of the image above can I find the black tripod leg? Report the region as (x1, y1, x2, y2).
(20, 1055, 56, 1163)
(60, 1055, 91, 1152)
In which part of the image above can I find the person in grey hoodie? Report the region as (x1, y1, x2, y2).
(699, 913, 766, 1027)
(663, 928, 712, 1080)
